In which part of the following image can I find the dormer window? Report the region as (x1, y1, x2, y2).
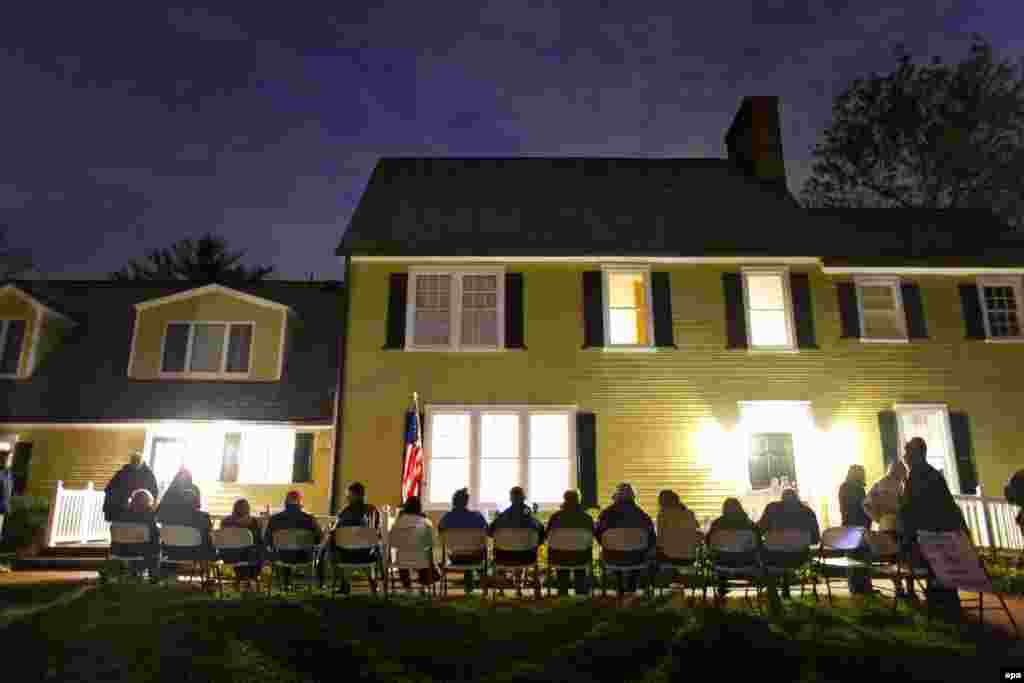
(0, 319, 27, 377)
(160, 321, 254, 377)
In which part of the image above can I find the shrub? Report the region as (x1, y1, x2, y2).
(0, 495, 49, 552)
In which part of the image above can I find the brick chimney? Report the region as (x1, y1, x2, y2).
(725, 96, 786, 184)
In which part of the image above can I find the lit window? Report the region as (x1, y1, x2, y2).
(856, 278, 907, 341)
(408, 271, 503, 350)
(604, 270, 651, 346)
(743, 270, 794, 349)
(0, 319, 27, 376)
(161, 322, 254, 376)
(425, 407, 574, 511)
(978, 277, 1023, 340)
(748, 433, 796, 490)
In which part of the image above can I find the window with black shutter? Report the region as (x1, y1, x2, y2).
(581, 271, 604, 348)
(505, 273, 525, 349)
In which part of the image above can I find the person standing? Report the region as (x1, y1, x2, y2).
(0, 451, 12, 544)
(103, 451, 159, 522)
(838, 465, 873, 595)
(864, 459, 914, 598)
(155, 466, 200, 519)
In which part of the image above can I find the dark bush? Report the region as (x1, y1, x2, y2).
(0, 495, 49, 552)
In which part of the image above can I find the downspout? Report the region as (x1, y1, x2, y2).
(328, 254, 352, 515)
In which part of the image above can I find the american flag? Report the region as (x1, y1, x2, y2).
(401, 406, 423, 502)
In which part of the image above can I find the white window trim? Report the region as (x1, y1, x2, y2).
(737, 401, 815, 494)
(854, 276, 909, 343)
(977, 276, 1024, 342)
(422, 404, 577, 513)
(741, 267, 797, 352)
(405, 267, 506, 352)
(158, 321, 256, 379)
(892, 403, 961, 495)
(600, 265, 654, 350)
(0, 319, 27, 379)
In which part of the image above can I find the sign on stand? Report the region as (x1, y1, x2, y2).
(916, 530, 992, 593)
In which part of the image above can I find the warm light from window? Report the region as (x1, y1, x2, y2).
(607, 271, 649, 345)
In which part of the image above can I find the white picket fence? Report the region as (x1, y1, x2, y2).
(46, 481, 111, 546)
(955, 494, 1023, 551)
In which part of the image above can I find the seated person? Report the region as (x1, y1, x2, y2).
(318, 482, 381, 593)
(157, 486, 215, 565)
(111, 489, 161, 577)
(655, 489, 699, 563)
(438, 488, 488, 593)
(708, 498, 761, 598)
(757, 488, 820, 599)
(489, 486, 546, 564)
(546, 490, 595, 596)
(265, 491, 322, 587)
(389, 496, 440, 589)
(219, 498, 264, 580)
(595, 483, 656, 593)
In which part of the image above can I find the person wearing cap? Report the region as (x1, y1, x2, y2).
(265, 490, 322, 586)
(103, 451, 158, 522)
(595, 483, 656, 594)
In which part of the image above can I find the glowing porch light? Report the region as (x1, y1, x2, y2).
(691, 418, 748, 492)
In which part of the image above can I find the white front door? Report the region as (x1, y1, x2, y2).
(895, 405, 960, 493)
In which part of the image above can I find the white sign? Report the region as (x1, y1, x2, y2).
(916, 530, 993, 593)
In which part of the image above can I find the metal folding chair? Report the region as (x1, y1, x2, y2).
(212, 527, 261, 597)
(440, 529, 489, 598)
(600, 527, 653, 600)
(654, 527, 703, 601)
(109, 522, 155, 583)
(386, 525, 439, 599)
(491, 528, 541, 599)
(159, 524, 215, 590)
(546, 528, 594, 597)
(270, 528, 317, 596)
(706, 529, 764, 607)
(331, 526, 384, 597)
(761, 528, 814, 601)
(815, 526, 869, 605)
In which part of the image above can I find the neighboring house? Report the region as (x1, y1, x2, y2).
(0, 281, 342, 517)
(334, 95, 1024, 528)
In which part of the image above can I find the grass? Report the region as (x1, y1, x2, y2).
(0, 580, 88, 609)
(0, 579, 1019, 683)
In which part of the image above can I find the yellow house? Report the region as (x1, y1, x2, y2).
(0, 281, 342, 525)
(333, 97, 1024, 535)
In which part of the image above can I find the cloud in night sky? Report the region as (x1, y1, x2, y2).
(0, 1, 1020, 280)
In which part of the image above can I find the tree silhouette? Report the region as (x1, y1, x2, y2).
(801, 36, 1024, 229)
(110, 233, 275, 283)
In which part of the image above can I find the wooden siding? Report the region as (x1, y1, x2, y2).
(340, 262, 1024, 521)
(130, 292, 284, 381)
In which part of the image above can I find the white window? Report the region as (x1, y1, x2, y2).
(978, 277, 1023, 340)
(424, 406, 575, 512)
(856, 277, 907, 342)
(602, 268, 653, 347)
(160, 321, 254, 377)
(407, 269, 504, 350)
(0, 319, 27, 377)
(894, 404, 959, 494)
(742, 269, 795, 350)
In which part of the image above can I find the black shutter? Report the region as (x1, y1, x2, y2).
(901, 283, 928, 340)
(384, 273, 409, 349)
(505, 273, 525, 349)
(878, 411, 899, 470)
(949, 412, 978, 495)
(722, 272, 748, 349)
(576, 412, 598, 509)
(959, 284, 986, 340)
(292, 433, 315, 484)
(0, 320, 25, 374)
(650, 271, 675, 348)
(11, 442, 32, 496)
(581, 271, 604, 348)
(836, 283, 861, 339)
(790, 273, 817, 349)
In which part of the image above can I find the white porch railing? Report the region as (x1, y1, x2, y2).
(46, 481, 111, 547)
(955, 494, 1023, 551)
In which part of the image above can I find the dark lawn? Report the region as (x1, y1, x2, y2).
(0, 580, 90, 609)
(1, 583, 1020, 683)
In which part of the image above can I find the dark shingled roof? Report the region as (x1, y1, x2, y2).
(338, 157, 1021, 266)
(0, 280, 343, 424)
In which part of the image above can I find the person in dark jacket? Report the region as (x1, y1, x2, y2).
(595, 483, 656, 594)
(157, 487, 215, 582)
(220, 498, 264, 581)
(155, 466, 200, 519)
(708, 498, 761, 599)
(0, 451, 12, 544)
(546, 490, 595, 596)
(901, 437, 968, 621)
(838, 465, 873, 594)
(489, 486, 546, 593)
(111, 489, 161, 578)
(266, 490, 322, 586)
(1005, 470, 1024, 543)
(438, 488, 488, 593)
(318, 482, 382, 593)
(757, 488, 820, 599)
(103, 451, 159, 522)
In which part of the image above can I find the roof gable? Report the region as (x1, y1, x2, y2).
(0, 284, 75, 323)
(133, 283, 293, 313)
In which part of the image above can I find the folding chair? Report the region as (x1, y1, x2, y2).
(386, 525, 439, 598)
(440, 529, 489, 598)
(761, 529, 814, 601)
(706, 529, 763, 607)
(815, 526, 868, 605)
(270, 529, 317, 596)
(212, 527, 261, 598)
(491, 528, 541, 599)
(546, 528, 594, 597)
(109, 522, 156, 583)
(600, 527, 653, 600)
(159, 524, 215, 590)
(655, 527, 703, 601)
(332, 527, 384, 597)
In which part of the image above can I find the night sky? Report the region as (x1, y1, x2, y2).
(2, 3, 1021, 281)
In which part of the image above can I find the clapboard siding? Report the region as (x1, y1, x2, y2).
(341, 263, 1024, 519)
